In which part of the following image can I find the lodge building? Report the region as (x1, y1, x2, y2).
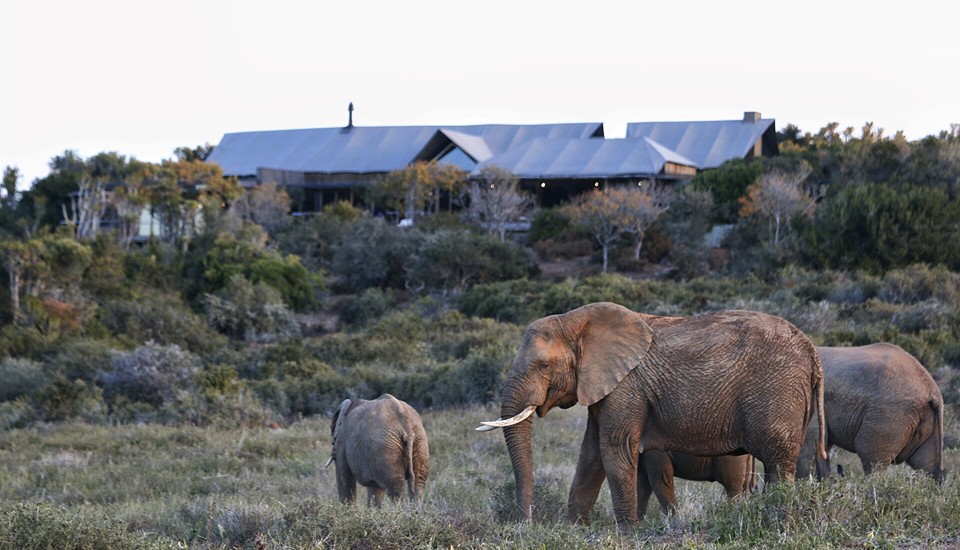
(206, 107, 777, 211)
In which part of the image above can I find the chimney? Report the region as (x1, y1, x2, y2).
(743, 111, 761, 123)
(347, 102, 354, 128)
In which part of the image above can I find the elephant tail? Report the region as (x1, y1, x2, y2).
(813, 356, 828, 462)
(932, 398, 945, 484)
(404, 434, 417, 498)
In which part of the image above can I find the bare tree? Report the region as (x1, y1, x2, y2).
(465, 166, 531, 242)
(228, 181, 292, 234)
(62, 175, 107, 240)
(739, 163, 820, 248)
(610, 183, 671, 260)
(569, 188, 632, 273)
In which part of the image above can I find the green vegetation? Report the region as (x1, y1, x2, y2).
(1, 122, 959, 546)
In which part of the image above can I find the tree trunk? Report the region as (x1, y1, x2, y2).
(7, 262, 22, 325)
(634, 231, 645, 260)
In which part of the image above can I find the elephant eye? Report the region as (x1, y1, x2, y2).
(536, 361, 551, 375)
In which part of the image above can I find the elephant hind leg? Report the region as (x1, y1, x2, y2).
(859, 455, 891, 476)
(367, 487, 385, 507)
(759, 453, 797, 484)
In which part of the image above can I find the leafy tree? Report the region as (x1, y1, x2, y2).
(173, 143, 215, 162)
(691, 158, 761, 223)
(464, 166, 531, 242)
(0, 167, 20, 235)
(0, 235, 91, 327)
(367, 161, 460, 221)
(197, 226, 320, 311)
(659, 187, 715, 278)
(18, 151, 84, 232)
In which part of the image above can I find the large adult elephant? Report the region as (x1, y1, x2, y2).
(795, 343, 944, 483)
(327, 394, 430, 505)
(477, 302, 826, 527)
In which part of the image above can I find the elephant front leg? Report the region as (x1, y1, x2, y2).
(600, 428, 642, 529)
(566, 409, 606, 524)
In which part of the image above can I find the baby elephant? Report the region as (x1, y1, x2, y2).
(796, 344, 944, 483)
(327, 394, 430, 505)
(638, 451, 756, 518)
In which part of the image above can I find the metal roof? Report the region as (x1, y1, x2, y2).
(207, 122, 604, 177)
(625, 117, 775, 169)
(472, 137, 698, 179)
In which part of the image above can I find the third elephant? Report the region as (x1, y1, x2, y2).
(795, 343, 944, 483)
(637, 451, 756, 519)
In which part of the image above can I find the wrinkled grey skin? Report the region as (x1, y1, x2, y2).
(487, 302, 826, 528)
(796, 344, 945, 483)
(636, 451, 756, 519)
(329, 394, 430, 505)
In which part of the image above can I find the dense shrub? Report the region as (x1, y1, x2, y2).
(0, 357, 44, 402)
(331, 217, 422, 292)
(338, 287, 398, 326)
(99, 342, 201, 408)
(404, 229, 539, 294)
(528, 207, 571, 243)
(197, 227, 321, 311)
(99, 291, 225, 356)
(878, 263, 960, 305)
(691, 157, 762, 224)
(204, 274, 301, 342)
(40, 337, 117, 383)
(800, 183, 960, 272)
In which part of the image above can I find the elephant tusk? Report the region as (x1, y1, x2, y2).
(324, 455, 334, 468)
(475, 405, 537, 431)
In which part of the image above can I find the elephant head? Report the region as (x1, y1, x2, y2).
(477, 302, 653, 520)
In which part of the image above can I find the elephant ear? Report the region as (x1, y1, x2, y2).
(331, 398, 352, 442)
(573, 302, 653, 406)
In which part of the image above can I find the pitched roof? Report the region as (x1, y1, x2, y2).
(473, 137, 697, 179)
(625, 117, 775, 169)
(208, 123, 604, 177)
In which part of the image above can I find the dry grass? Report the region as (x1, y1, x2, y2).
(1, 405, 959, 549)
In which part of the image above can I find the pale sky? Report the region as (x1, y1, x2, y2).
(2, 0, 958, 187)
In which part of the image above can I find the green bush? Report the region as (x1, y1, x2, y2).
(35, 376, 104, 422)
(0, 502, 167, 550)
(99, 343, 201, 409)
(203, 274, 301, 342)
(528, 207, 571, 243)
(878, 264, 960, 305)
(331, 218, 423, 292)
(801, 183, 960, 272)
(404, 229, 539, 293)
(99, 291, 226, 356)
(338, 288, 397, 326)
(0, 357, 45, 402)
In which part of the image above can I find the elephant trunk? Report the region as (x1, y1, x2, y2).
(503, 418, 534, 521)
